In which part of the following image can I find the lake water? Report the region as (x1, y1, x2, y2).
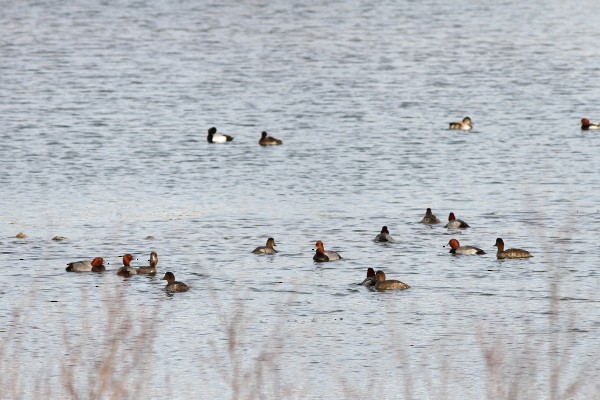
(1, 0, 599, 398)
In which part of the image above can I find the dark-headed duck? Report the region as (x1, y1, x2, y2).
(117, 254, 137, 277)
(449, 116, 473, 130)
(420, 208, 441, 224)
(258, 131, 283, 146)
(581, 118, 600, 130)
(162, 271, 189, 292)
(207, 127, 234, 143)
(374, 226, 394, 242)
(494, 238, 533, 259)
(374, 270, 410, 291)
(445, 212, 470, 229)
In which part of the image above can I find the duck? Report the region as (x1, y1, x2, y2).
(136, 251, 158, 275)
(374, 270, 410, 291)
(313, 240, 342, 262)
(252, 237, 278, 254)
(448, 116, 473, 130)
(162, 271, 189, 292)
(445, 212, 470, 229)
(374, 226, 394, 242)
(258, 131, 283, 146)
(66, 257, 105, 272)
(116, 254, 137, 277)
(420, 208, 441, 224)
(445, 238, 485, 255)
(360, 267, 376, 287)
(581, 118, 600, 130)
(494, 238, 533, 259)
(207, 127, 234, 143)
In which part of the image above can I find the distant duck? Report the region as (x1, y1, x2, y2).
(313, 240, 342, 262)
(445, 238, 485, 255)
(162, 271, 189, 292)
(374, 226, 394, 242)
(494, 238, 533, 259)
(374, 270, 410, 291)
(252, 237, 278, 254)
(444, 212, 470, 229)
(258, 131, 283, 146)
(420, 208, 441, 224)
(207, 127, 234, 143)
(117, 254, 137, 277)
(449, 116, 473, 131)
(360, 267, 376, 287)
(136, 251, 158, 275)
(66, 257, 105, 272)
(581, 118, 600, 130)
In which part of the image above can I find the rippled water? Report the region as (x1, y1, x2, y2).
(1, 0, 600, 398)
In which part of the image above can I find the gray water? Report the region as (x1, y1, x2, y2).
(1, 0, 599, 398)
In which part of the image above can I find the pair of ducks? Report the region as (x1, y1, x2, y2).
(252, 238, 344, 262)
(66, 253, 189, 293)
(420, 208, 470, 229)
(445, 238, 533, 259)
(361, 268, 410, 291)
(207, 127, 283, 145)
(451, 116, 600, 131)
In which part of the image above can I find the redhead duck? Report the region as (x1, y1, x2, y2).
(313, 240, 342, 262)
(374, 270, 410, 291)
(162, 271, 189, 292)
(448, 116, 473, 130)
(207, 127, 234, 143)
(581, 118, 600, 130)
(374, 226, 394, 242)
(258, 131, 283, 146)
(66, 257, 105, 272)
(445, 212, 470, 229)
(445, 238, 485, 255)
(117, 254, 137, 277)
(360, 267, 376, 287)
(420, 208, 441, 224)
(494, 238, 533, 259)
(252, 237, 278, 254)
(136, 252, 158, 275)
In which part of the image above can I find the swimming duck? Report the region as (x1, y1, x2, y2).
(117, 254, 137, 277)
(252, 237, 278, 254)
(313, 240, 342, 262)
(374, 226, 394, 242)
(374, 270, 410, 291)
(420, 208, 441, 224)
(66, 257, 105, 272)
(360, 267, 376, 287)
(258, 131, 283, 146)
(581, 118, 600, 130)
(136, 251, 158, 275)
(449, 116, 473, 130)
(494, 238, 533, 259)
(445, 212, 470, 229)
(207, 127, 234, 143)
(162, 271, 189, 292)
(445, 238, 485, 255)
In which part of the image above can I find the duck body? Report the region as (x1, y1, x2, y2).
(117, 254, 137, 277)
(446, 239, 485, 255)
(66, 257, 105, 272)
(494, 238, 533, 259)
(374, 270, 410, 291)
(420, 208, 441, 224)
(252, 237, 278, 254)
(207, 127, 234, 143)
(162, 271, 189, 292)
(258, 131, 282, 146)
(445, 212, 470, 229)
(136, 252, 158, 275)
(581, 118, 600, 130)
(374, 226, 394, 242)
(313, 240, 342, 262)
(449, 116, 473, 130)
